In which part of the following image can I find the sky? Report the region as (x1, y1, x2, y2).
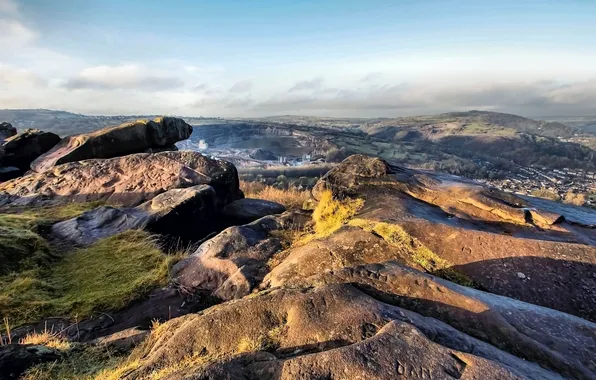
(2, 0, 596, 117)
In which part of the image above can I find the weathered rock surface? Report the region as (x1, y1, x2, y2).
(314, 154, 596, 321)
(30, 116, 192, 172)
(0, 129, 61, 172)
(0, 344, 61, 380)
(263, 226, 424, 288)
(222, 198, 286, 225)
(0, 122, 16, 142)
(0, 151, 241, 207)
(92, 328, 149, 351)
(123, 282, 574, 380)
(173, 211, 309, 301)
(51, 185, 219, 245)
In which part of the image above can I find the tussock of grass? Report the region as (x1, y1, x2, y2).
(240, 180, 310, 210)
(22, 344, 128, 380)
(308, 190, 363, 239)
(1, 230, 182, 327)
(349, 219, 477, 288)
(20, 329, 71, 351)
(0, 201, 105, 276)
(0, 226, 52, 275)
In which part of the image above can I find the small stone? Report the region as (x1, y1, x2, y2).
(517, 272, 526, 279)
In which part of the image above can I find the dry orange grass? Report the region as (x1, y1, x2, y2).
(240, 181, 310, 210)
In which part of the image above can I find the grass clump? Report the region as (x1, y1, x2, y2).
(240, 180, 310, 210)
(0, 226, 53, 275)
(349, 219, 478, 288)
(20, 329, 72, 351)
(311, 190, 364, 238)
(22, 344, 128, 380)
(0, 230, 182, 327)
(0, 201, 105, 276)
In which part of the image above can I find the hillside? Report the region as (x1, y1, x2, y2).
(2, 109, 595, 181)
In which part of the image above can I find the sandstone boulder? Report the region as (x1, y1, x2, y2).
(0, 344, 61, 380)
(52, 185, 218, 245)
(0, 151, 241, 208)
(173, 211, 309, 301)
(31, 117, 192, 172)
(0, 129, 60, 172)
(222, 198, 286, 225)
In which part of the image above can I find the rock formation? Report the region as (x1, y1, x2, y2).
(0, 151, 241, 207)
(31, 117, 192, 172)
(222, 198, 286, 225)
(52, 185, 219, 245)
(2, 151, 595, 380)
(0, 122, 16, 142)
(0, 129, 61, 172)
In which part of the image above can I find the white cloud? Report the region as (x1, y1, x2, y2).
(228, 80, 253, 93)
(0, 0, 18, 15)
(64, 64, 185, 91)
(0, 63, 46, 88)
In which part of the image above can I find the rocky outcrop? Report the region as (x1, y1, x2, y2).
(0, 151, 241, 208)
(31, 117, 192, 172)
(0, 129, 61, 172)
(52, 185, 219, 245)
(0, 344, 61, 380)
(313, 154, 596, 321)
(0, 122, 16, 142)
(122, 281, 582, 380)
(222, 198, 286, 225)
(173, 211, 309, 301)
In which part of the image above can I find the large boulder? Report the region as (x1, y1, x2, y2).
(172, 211, 308, 301)
(31, 116, 192, 172)
(0, 151, 242, 208)
(222, 198, 286, 225)
(0, 122, 16, 142)
(312, 155, 596, 321)
(1, 129, 61, 172)
(52, 185, 219, 245)
(0, 344, 61, 380)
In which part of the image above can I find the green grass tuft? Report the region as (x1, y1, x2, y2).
(0, 229, 182, 327)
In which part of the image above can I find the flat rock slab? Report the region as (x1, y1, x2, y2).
(52, 185, 218, 245)
(31, 117, 192, 172)
(222, 198, 286, 225)
(0, 151, 241, 208)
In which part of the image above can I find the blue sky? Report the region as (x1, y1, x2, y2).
(2, 0, 596, 116)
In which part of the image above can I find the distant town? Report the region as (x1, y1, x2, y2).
(478, 164, 596, 206)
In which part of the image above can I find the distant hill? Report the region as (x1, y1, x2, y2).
(2, 109, 595, 179)
(0, 109, 148, 137)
